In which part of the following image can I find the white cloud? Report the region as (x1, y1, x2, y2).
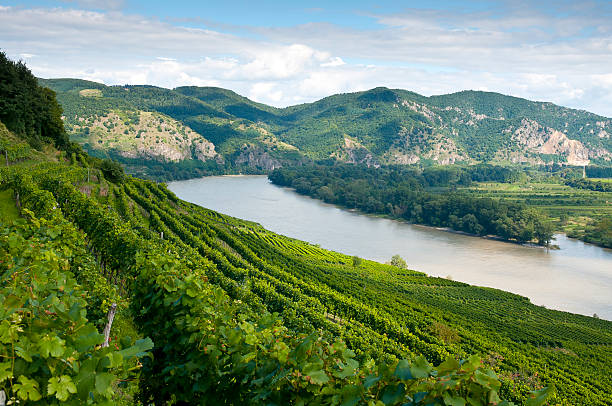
(249, 82, 283, 103)
(1, 4, 611, 116)
(320, 57, 345, 68)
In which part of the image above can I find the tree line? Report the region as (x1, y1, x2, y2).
(269, 163, 554, 245)
(0, 52, 67, 149)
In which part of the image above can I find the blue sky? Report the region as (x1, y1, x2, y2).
(1, 0, 612, 116)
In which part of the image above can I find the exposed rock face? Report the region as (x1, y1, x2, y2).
(385, 148, 420, 164)
(512, 119, 591, 165)
(193, 139, 218, 161)
(234, 145, 282, 171)
(401, 100, 441, 123)
(71, 111, 218, 163)
(331, 137, 379, 167)
(423, 136, 466, 165)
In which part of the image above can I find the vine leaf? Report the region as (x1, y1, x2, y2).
(394, 359, 413, 381)
(38, 335, 65, 358)
(0, 362, 12, 383)
(526, 386, 555, 406)
(95, 372, 115, 397)
(307, 370, 330, 385)
(48, 375, 77, 401)
(14, 375, 42, 401)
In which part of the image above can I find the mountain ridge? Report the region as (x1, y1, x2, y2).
(40, 78, 612, 180)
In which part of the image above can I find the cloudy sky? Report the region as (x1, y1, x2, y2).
(2, 0, 611, 116)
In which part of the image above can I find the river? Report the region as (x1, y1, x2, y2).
(168, 175, 612, 320)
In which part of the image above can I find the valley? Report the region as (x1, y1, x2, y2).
(1, 51, 611, 405)
(41, 79, 611, 181)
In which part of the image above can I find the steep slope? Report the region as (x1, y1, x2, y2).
(41, 79, 612, 180)
(2, 55, 609, 404)
(40, 79, 304, 180)
(3, 121, 611, 403)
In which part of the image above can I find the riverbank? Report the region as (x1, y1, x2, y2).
(286, 184, 554, 248)
(168, 175, 612, 319)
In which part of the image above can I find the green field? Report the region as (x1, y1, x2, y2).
(458, 181, 612, 239)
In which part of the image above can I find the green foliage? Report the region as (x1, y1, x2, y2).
(389, 255, 407, 269)
(100, 158, 125, 183)
(0, 52, 68, 148)
(585, 166, 612, 178)
(0, 122, 32, 164)
(0, 212, 152, 405)
(565, 178, 612, 192)
(571, 217, 612, 248)
(270, 163, 555, 245)
(461, 180, 612, 248)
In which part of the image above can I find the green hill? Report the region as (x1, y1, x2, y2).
(0, 52, 610, 405)
(41, 79, 612, 180)
(3, 114, 612, 405)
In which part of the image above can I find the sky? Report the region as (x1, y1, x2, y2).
(1, 0, 612, 116)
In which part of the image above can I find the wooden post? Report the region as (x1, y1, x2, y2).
(15, 191, 20, 211)
(4, 150, 8, 166)
(102, 303, 118, 348)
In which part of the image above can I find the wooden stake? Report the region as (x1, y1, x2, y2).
(102, 303, 117, 348)
(4, 150, 8, 166)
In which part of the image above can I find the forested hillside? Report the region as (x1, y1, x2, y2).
(41, 79, 612, 181)
(1, 53, 611, 405)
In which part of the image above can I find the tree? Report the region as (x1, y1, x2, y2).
(351, 255, 362, 268)
(389, 254, 407, 269)
(0, 52, 68, 148)
(100, 159, 125, 183)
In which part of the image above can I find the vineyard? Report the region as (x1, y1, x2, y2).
(2, 50, 611, 405)
(1, 143, 610, 404)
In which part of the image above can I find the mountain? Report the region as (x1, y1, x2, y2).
(3, 55, 611, 405)
(41, 79, 612, 179)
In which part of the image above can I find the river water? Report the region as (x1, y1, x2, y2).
(168, 175, 612, 320)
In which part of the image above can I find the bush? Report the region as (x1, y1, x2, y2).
(100, 159, 125, 183)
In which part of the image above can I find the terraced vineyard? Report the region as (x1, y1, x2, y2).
(5, 50, 603, 405)
(2, 150, 610, 404)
